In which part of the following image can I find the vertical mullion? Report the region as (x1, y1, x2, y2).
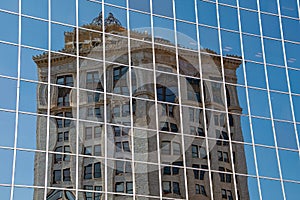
(125, 0, 136, 198)
(10, 0, 22, 199)
(256, 0, 287, 199)
(194, 0, 215, 199)
(43, 0, 52, 199)
(215, 1, 239, 199)
(276, 0, 300, 158)
(149, 0, 163, 199)
(101, 1, 108, 199)
(75, 0, 80, 199)
(172, 0, 189, 199)
(236, 0, 263, 199)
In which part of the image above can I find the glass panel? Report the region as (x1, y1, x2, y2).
(261, 14, 281, 39)
(219, 5, 238, 31)
(246, 62, 266, 89)
(252, 117, 275, 146)
(275, 121, 297, 149)
(279, 0, 298, 18)
(129, 11, 151, 39)
(197, 0, 217, 27)
(13, 187, 44, 200)
(22, 0, 48, 19)
(175, 0, 196, 22)
(221, 30, 241, 57)
(239, 0, 257, 10)
(0, 0, 18, 12)
(51, 0, 76, 25)
(270, 92, 293, 121)
(0, 43, 18, 78)
(240, 10, 260, 35)
(176, 21, 197, 50)
(15, 150, 45, 186)
(78, 0, 102, 27)
(0, 111, 15, 147)
(242, 34, 263, 62)
(153, 16, 175, 46)
(259, 0, 278, 14)
(260, 179, 284, 200)
(105, 0, 126, 7)
(289, 69, 300, 94)
(284, 182, 300, 200)
(104, 5, 128, 34)
(256, 146, 280, 178)
(129, 0, 150, 13)
(152, 0, 173, 18)
(282, 17, 300, 43)
(51, 23, 75, 54)
(19, 81, 41, 113)
(0, 148, 13, 184)
(199, 26, 220, 54)
(0, 77, 17, 110)
(21, 47, 44, 82)
(267, 66, 288, 92)
(0, 11, 18, 43)
(248, 88, 270, 118)
(285, 42, 300, 69)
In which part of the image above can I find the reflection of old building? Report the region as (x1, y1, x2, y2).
(33, 13, 249, 200)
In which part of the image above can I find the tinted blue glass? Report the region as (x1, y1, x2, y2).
(292, 95, 300, 122)
(275, 121, 297, 149)
(282, 18, 300, 43)
(0, 77, 17, 110)
(0, 0, 18, 12)
(219, 0, 236, 6)
(129, 0, 150, 13)
(199, 26, 220, 54)
(246, 177, 260, 199)
(0, 186, 10, 199)
(21, 17, 48, 49)
(175, 0, 196, 22)
(240, 10, 260, 35)
(197, 0, 217, 27)
(256, 146, 280, 178)
(236, 86, 248, 115)
(0, 11, 18, 44)
(22, 0, 48, 19)
(242, 35, 263, 62)
(264, 39, 284, 66)
(240, 115, 252, 143)
(19, 81, 40, 113)
(153, 16, 175, 45)
(289, 69, 300, 94)
(261, 14, 281, 39)
(129, 11, 151, 31)
(14, 150, 36, 186)
(52, 0, 76, 25)
(259, 0, 278, 14)
(260, 179, 284, 200)
(248, 88, 270, 118)
(20, 47, 43, 82)
(236, 62, 245, 86)
(219, 5, 238, 31)
(17, 114, 40, 150)
(104, 5, 127, 30)
(0, 43, 18, 78)
(239, 0, 257, 10)
(284, 182, 300, 200)
(246, 62, 266, 89)
(0, 149, 13, 184)
(51, 23, 74, 53)
(285, 42, 300, 69)
(252, 117, 274, 146)
(279, 0, 298, 18)
(267, 66, 288, 92)
(0, 111, 15, 147)
(271, 92, 293, 121)
(79, 0, 102, 26)
(152, 0, 173, 18)
(279, 150, 300, 181)
(105, 0, 126, 7)
(221, 30, 241, 57)
(176, 21, 197, 50)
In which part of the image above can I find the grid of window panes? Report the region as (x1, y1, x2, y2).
(0, 0, 299, 200)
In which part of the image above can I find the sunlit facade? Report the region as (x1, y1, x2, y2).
(0, 1, 299, 200)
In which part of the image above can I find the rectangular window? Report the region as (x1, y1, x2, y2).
(126, 182, 133, 194)
(115, 182, 124, 193)
(173, 182, 180, 195)
(94, 145, 101, 156)
(63, 168, 71, 181)
(94, 126, 101, 138)
(94, 162, 101, 178)
(53, 170, 61, 183)
(84, 164, 92, 179)
(85, 127, 92, 140)
(192, 145, 198, 158)
(162, 181, 171, 194)
(123, 141, 130, 152)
